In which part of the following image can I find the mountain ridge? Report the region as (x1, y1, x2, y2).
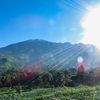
(0, 39, 100, 73)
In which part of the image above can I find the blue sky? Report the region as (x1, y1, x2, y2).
(0, 0, 99, 47)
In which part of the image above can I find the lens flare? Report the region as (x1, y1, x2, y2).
(77, 56, 83, 63)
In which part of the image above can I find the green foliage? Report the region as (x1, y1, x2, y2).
(0, 85, 99, 100)
(32, 70, 71, 88)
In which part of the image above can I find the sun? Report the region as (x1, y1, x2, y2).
(81, 5, 100, 49)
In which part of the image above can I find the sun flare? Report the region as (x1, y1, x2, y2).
(81, 5, 100, 49)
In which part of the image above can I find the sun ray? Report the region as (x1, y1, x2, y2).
(57, 46, 91, 71)
(51, 48, 84, 71)
(45, 45, 79, 69)
(60, 0, 84, 13)
(50, 45, 84, 71)
(56, 48, 85, 70)
(42, 44, 72, 62)
(25, 45, 79, 84)
(72, 0, 90, 11)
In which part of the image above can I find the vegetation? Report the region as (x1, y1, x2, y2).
(0, 85, 100, 100)
(0, 42, 100, 99)
(1, 57, 100, 100)
(0, 66, 98, 88)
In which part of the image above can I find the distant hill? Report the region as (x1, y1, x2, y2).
(0, 39, 100, 72)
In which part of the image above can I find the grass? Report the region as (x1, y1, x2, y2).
(0, 85, 99, 100)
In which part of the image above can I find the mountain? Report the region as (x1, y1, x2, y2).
(0, 39, 100, 73)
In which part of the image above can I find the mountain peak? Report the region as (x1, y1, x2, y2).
(0, 39, 100, 71)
